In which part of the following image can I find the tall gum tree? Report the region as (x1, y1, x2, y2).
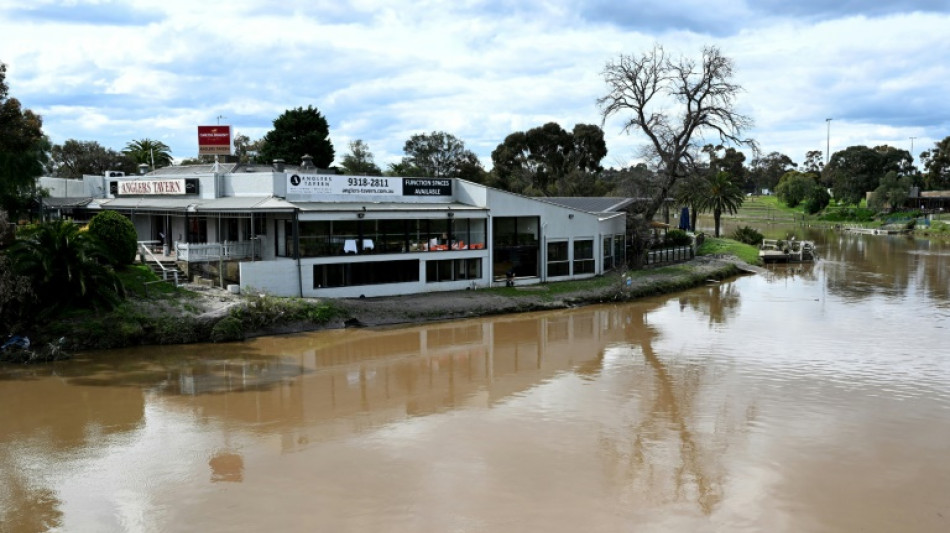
(0, 61, 45, 219)
(598, 45, 756, 229)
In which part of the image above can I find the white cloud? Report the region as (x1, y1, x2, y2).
(2, 0, 949, 167)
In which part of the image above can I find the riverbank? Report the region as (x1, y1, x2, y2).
(10, 255, 745, 358)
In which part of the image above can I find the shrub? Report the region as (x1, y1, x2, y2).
(730, 225, 764, 246)
(803, 187, 830, 214)
(88, 210, 138, 266)
(211, 316, 244, 343)
(664, 229, 692, 247)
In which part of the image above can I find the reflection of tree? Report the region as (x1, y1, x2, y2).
(598, 304, 752, 515)
(677, 281, 741, 325)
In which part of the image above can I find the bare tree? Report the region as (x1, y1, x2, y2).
(598, 45, 756, 226)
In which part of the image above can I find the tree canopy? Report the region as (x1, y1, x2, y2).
(123, 138, 173, 170)
(340, 139, 382, 176)
(259, 105, 335, 168)
(0, 61, 46, 219)
(48, 139, 136, 178)
(776, 170, 819, 208)
(920, 135, 950, 190)
(598, 45, 755, 225)
(823, 145, 910, 205)
(749, 151, 796, 193)
(490, 122, 608, 196)
(398, 131, 482, 178)
(869, 171, 913, 213)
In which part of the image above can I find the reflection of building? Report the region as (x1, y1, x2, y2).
(158, 308, 629, 450)
(39, 162, 630, 297)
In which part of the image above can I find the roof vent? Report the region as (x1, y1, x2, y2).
(272, 159, 285, 172)
(301, 154, 315, 169)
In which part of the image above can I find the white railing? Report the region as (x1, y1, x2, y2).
(176, 240, 261, 262)
(137, 241, 181, 286)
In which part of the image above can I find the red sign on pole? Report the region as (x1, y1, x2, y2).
(198, 125, 232, 155)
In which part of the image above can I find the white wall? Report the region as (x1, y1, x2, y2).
(222, 172, 277, 197)
(38, 176, 90, 197)
(240, 251, 491, 298)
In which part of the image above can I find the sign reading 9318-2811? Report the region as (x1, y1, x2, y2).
(287, 174, 452, 200)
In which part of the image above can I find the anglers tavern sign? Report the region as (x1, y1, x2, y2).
(116, 179, 186, 195)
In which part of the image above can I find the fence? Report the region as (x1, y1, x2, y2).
(645, 245, 694, 266)
(176, 240, 261, 262)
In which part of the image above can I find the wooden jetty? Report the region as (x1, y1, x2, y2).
(759, 238, 817, 263)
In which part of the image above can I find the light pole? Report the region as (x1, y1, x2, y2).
(825, 118, 833, 164)
(910, 136, 917, 158)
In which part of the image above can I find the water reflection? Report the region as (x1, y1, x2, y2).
(677, 280, 742, 325)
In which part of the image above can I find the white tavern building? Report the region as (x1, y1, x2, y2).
(48, 162, 630, 298)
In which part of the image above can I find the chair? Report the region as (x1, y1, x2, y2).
(343, 240, 358, 254)
(362, 239, 374, 251)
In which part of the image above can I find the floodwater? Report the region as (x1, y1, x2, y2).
(2, 228, 950, 532)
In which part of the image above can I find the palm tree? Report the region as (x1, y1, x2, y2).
(673, 169, 709, 232)
(123, 138, 173, 170)
(8, 219, 123, 314)
(699, 171, 745, 237)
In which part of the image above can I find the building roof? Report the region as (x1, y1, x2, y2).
(42, 197, 93, 208)
(96, 196, 296, 214)
(537, 197, 635, 213)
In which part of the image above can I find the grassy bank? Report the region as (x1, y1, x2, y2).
(696, 237, 761, 265)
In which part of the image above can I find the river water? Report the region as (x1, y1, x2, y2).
(2, 227, 949, 532)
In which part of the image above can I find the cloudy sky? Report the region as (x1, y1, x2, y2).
(2, 0, 949, 171)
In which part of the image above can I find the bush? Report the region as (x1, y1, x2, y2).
(803, 187, 830, 214)
(88, 210, 138, 266)
(730, 225, 764, 246)
(211, 316, 244, 343)
(663, 229, 692, 247)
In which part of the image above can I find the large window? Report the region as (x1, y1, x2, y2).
(603, 236, 614, 271)
(314, 260, 420, 288)
(574, 239, 595, 274)
(286, 217, 488, 257)
(493, 216, 539, 279)
(547, 241, 569, 277)
(426, 258, 483, 283)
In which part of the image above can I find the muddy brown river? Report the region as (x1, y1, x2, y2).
(2, 227, 950, 532)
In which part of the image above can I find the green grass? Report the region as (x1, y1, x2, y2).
(696, 237, 761, 265)
(915, 220, 950, 238)
(116, 264, 182, 298)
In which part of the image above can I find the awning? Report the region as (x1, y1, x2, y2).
(95, 196, 296, 215)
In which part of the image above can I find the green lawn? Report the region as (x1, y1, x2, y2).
(696, 237, 761, 265)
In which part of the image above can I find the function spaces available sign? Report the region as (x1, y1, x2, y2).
(287, 174, 452, 199)
(198, 125, 232, 155)
(401, 178, 452, 196)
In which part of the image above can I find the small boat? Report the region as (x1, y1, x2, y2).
(759, 238, 816, 263)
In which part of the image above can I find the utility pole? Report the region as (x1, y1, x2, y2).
(825, 118, 833, 164)
(910, 136, 917, 158)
